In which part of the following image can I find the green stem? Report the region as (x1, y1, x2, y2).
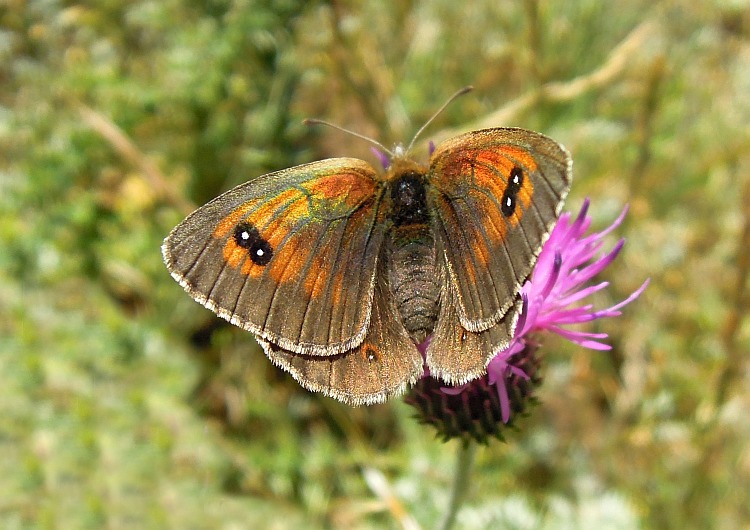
(438, 440, 477, 530)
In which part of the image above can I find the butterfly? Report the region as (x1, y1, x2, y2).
(162, 91, 572, 406)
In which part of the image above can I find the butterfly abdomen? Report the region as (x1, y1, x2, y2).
(386, 170, 439, 345)
(386, 225, 439, 345)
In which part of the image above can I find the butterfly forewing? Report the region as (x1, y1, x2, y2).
(427, 128, 572, 331)
(162, 158, 387, 356)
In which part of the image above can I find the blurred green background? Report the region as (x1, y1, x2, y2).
(2, 1, 749, 528)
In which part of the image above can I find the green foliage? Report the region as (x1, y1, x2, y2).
(2, 0, 749, 528)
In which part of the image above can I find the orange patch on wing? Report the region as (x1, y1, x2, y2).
(516, 178, 534, 206)
(239, 252, 257, 277)
(222, 239, 246, 269)
(514, 181, 534, 215)
(455, 245, 478, 285)
(496, 145, 539, 172)
(303, 254, 329, 302)
(472, 145, 539, 180)
(264, 229, 309, 283)
(482, 205, 509, 245)
(464, 221, 491, 267)
(473, 150, 515, 180)
(475, 165, 509, 200)
(256, 204, 301, 246)
(506, 169, 535, 228)
(302, 171, 377, 210)
(329, 264, 346, 307)
(213, 200, 258, 238)
(212, 187, 305, 241)
(248, 189, 305, 229)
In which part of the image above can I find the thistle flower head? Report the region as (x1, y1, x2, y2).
(406, 199, 649, 443)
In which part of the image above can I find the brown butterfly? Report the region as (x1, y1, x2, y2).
(162, 89, 572, 405)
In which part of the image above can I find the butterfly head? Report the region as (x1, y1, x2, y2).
(371, 141, 426, 174)
(391, 143, 408, 161)
(383, 147, 428, 183)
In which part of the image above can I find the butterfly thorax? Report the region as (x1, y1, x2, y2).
(385, 160, 439, 345)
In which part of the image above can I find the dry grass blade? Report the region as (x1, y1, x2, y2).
(78, 103, 195, 215)
(434, 20, 658, 142)
(362, 466, 422, 530)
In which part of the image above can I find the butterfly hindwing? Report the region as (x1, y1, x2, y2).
(162, 158, 387, 356)
(427, 128, 572, 331)
(426, 248, 521, 383)
(259, 257, 423, 405)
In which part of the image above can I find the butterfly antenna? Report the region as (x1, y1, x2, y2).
(404, 86, 474, 154)
(303, 118, 393, 157)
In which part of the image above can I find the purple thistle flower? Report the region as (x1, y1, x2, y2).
(371, 147, 391, 170)
(463, 199, 647, 419)
(406, 199, 648, 441)
(480, 199, 648, 422)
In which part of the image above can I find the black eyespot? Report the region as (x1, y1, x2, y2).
(362, 344, 380, 363)
(500, 167, 523, 217)
(508, 167, 524, 192)
(233, 222, 273, 266)
(501, 192, 516, 217)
